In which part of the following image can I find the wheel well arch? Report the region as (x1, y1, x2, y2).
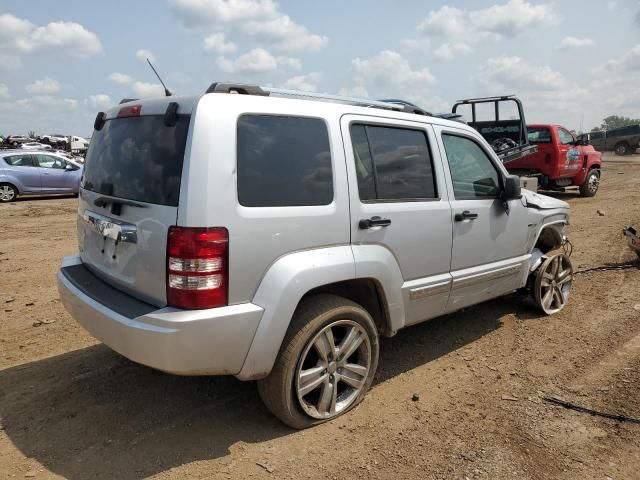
(0, 181, 19, 193)
(533, 224, 565, 254)
(305, 278, 392, 337)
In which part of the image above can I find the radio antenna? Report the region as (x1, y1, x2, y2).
(146, 58, 172, 97)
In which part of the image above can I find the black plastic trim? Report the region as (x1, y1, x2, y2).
(61, 264, 157, 319)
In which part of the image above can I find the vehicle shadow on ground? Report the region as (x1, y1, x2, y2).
(14, 194, 77, 202)
(0, 295, 541, 479)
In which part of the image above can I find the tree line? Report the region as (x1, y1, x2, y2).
(591, 115, 640, 132)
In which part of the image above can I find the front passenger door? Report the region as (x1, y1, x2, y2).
(35, 154, 70, 192)
(436, 129, 530, 313)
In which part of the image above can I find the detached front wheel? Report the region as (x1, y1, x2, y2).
(534, 254, 573, 315)
(257, 294, 379, 429)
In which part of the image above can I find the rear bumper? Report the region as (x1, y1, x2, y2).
(57, 255, 263, 375)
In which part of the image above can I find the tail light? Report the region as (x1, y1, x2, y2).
(118, 104, 141, 117)
(167, 227, 228, 309)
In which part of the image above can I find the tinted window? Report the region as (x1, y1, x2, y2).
(350, 124, 437, 201)
(36, 155, 66, 169)
(4, 154, 34, 166)
(590, 131, 605, 139)
(82, 115, 190, 206)
(442, 134, 501, 200)
(527, 127, 551, 143)
(237, 115, 333, 207)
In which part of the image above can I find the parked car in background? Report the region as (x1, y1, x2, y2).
(506, 124, 602, 197)
(21, 142, 53, 151)
(0, 150, 83, 202)
(39, 134, 69, 146)
(579, 124, 640, 155)
(4, 135, 32, 147)
(57, 84, 573, 428)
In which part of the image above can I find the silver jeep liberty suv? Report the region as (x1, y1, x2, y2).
(58, 83, 572, 428)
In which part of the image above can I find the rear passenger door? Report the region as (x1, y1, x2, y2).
(435, 128, 531, 313)
(2, 153, 41, 192)
(342, 116, 453, 326)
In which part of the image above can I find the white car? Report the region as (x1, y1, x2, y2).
(39, 134, 68, 145)
(21, 142, 52, 151)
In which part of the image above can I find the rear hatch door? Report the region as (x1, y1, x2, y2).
(78, 99, 194, 307)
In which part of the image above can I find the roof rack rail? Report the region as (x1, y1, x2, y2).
(377, 99, 432, 116)
(119, 98, 139, 104)
(203, 81, 434, 116)
(205, 82, 269, 96)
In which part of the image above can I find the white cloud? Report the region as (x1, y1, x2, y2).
(433, 42, 472, 61)
(136, 49, 155, 63)
(132, 81, 165, 98)
(282, 72, 321, 92)
(170, 0, 279, 25)
(607, 1, 617, 10)
(0, 83, 10, 99)
(602, 43, 640, 72)
(337, 86, 370, 99)
(476, 56, 591, 126)
(64, 98, 79, 109)
(85, 94, 112, 109)
(170, 0, 327, 53)
(352, 50, 434, 89)
(239, 16, 328, 52)
(217, 48, 299, 74)
(409, 1, 558, 56)
(0, 14, 102, 57)
(203, 32, 237, 53)
(0, 54, 21, 71)
(344, 51, 447, 112)
(559, 36, 595, 49)
(26, 77, 61, 95)
(479, 56, 577, 92)
(108, 72, 133, 85)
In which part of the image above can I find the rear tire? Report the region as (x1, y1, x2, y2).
(257, 294, 379, 429)
(0, 183, 17, 202)
(579, 169, 600, 197)
(614, 142, 629, 156)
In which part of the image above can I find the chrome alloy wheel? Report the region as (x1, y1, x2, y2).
(587, 171, 600, 194)
(0, 185, 16, 202)
(295, 320, 371, 419)
(534, 254, 573, 315)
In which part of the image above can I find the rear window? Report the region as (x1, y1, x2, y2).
(82, 115, 190, 206)
(237, 114, 333, 207)
(527, 127, 551, 144)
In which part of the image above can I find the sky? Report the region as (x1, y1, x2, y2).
(0, 0, 639, 136)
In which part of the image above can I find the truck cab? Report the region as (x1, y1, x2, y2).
(508, 124, 602, 197)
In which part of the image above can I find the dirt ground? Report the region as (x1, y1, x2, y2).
(1, 152, 639, 480)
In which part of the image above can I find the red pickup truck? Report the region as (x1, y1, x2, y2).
(507, 124, 602, 197)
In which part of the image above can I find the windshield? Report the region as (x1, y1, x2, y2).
(82, 115, 190, 206)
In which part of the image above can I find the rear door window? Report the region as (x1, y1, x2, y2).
(4, 154, 34, 166)
(350, 124, 437, 201)
(82, 115, 190, 206)
(237, 115, 333, 207)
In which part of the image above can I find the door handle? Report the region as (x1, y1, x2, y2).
(359, 216, 391, 229)
(454, 210, 478, 221)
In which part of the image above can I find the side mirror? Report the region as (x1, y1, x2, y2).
(65, 163, 75, 171)
(502, 174, 522, 201)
